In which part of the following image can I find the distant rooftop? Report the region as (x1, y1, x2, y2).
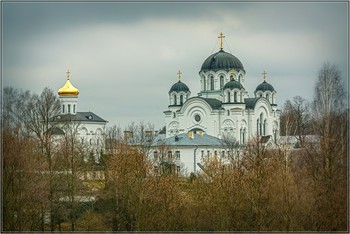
(153, 132, 224, 147)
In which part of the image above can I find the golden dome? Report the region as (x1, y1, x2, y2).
(58, 70, 79, 96)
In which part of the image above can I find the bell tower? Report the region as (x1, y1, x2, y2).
(57, 69, 79, 115)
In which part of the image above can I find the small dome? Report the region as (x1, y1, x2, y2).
(223, 79, 244, 90)
(58, 79, 79, 96)
(255, 81, 275, 92)
(200, 49, 244, 73)
(169, 81, 190, 93)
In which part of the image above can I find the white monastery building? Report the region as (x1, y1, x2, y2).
(156, 33, 281, 174)
(50, 70, 108, 162)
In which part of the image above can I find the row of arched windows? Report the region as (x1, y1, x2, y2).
(256, 92, 276, 104)
(172, 94, 187, 105)
(221, 127, 247, 144)
(225, 90, 243, 103)
(240, 128, 247, 144)
(62, 104, 76, 114)
(257, 113, 267, 136)
(202, 74, 243, 91)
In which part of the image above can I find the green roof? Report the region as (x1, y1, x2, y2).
(245, 98, 257, 109)
(169, 80, 190, 93)
(223, 80, 244, 90)
(255, 81, 275, 92)
(200, 49, 244, 72)
(203, 98, 222, 110)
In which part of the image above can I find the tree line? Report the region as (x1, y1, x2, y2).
(2, 62, 348, 231)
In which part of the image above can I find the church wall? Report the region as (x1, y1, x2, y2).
(151, 145, 227, 175)
(53, 121, 107, 162)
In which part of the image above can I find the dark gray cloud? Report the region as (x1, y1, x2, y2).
(3, 2, 348, 129)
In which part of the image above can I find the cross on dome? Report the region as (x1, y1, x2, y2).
(177, 70, 182, 81)
(58, 69, 79, 96)
(262, 70, 267, 81)
(66, 69, 71, 80)
(218, 32, 225, 50)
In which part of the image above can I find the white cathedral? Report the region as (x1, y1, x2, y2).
(164, 33, 280, 144)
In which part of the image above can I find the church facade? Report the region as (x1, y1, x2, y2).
(50, 70, 108, 162)
(164, 34, 280, 144)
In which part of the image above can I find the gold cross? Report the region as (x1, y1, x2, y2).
(177, 70, 182, 81)
(262, 70, 267, 81)
(66, 69, 71, 80)
(218, 32, 225, 50)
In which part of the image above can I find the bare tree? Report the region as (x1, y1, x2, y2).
(3, 127, 47, 231)
(12, 87, 61, 231)
(102, 141, 149, 231)
(56, 120, 87, 231)
(2, 87, 59, 231)
(123, 121, 156, 156)
(280, 96, 311, 146)
(305, 62, 348, 231)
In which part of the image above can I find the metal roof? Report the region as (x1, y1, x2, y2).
(154, 133, 224, 147)
(169, 80, 190, 93)
(203, 98, 222, 110)
(50, 111, 108, 123)
(223, 80, 244, 90)
(200, 49, 245, 72)
(244, 98, 257, 109)
(255, 81, 275, 92)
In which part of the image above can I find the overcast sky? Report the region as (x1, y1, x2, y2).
(3, 2, 348, 130)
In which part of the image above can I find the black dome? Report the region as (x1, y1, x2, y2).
(169, 81, 190, 93)
(200, 49, 244, 72)
(255, 81, 275, 92)
(223, 80, 244, 90)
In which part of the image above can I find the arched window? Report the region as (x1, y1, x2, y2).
(266, 94, 269, 102)
(240, 128, 242, 144)
(243, 128, 246, 144)
(73, 104, 76, 113)
(227, 110, 230, 116)
(239, 74, 242, 83)
(62, 105, 65, 113)
(273, 129, 277, 143)
(234, 92, 237, 102)
(173, 94, 177, 105)
(271, 93, 274, 104)
(220, 75, 224, 89)
(260, 113, 263, 135)
(210, 76, 214, 90)
(180, 95, 183, 105)
(227, 91, 231, 103)
(68, 104, 71, 113)
(263, 119, 267, 135)
(173, 112, 176, 118)
(257, 119, 259, 135)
